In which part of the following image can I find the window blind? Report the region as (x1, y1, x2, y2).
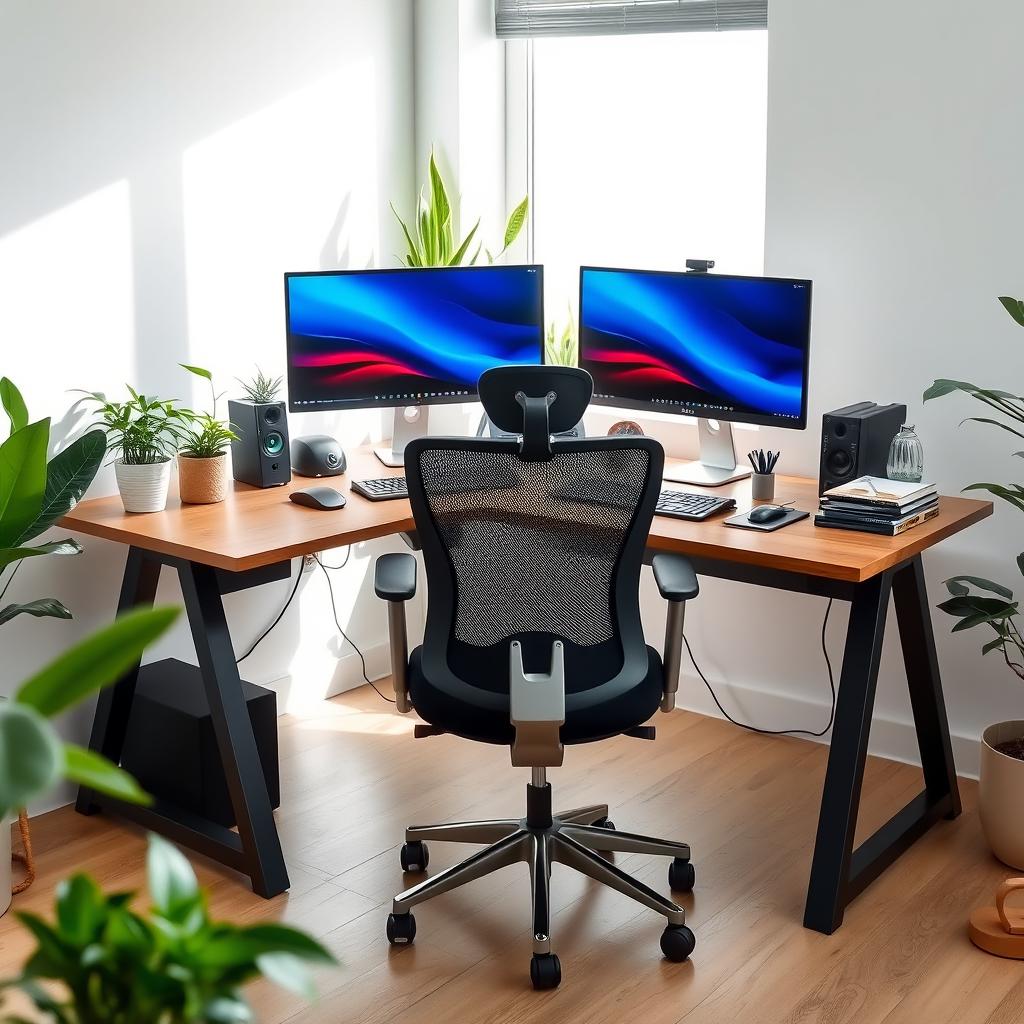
(495, 0, 767, 39)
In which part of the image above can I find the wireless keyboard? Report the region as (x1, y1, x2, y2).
(351, 476, 409, 501)
(655, 488, 736, 522)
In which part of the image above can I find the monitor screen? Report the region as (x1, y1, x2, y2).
(579, 267, 812, 428)
(285, 266, 544, 412)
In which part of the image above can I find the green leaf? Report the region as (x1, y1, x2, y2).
(18, 429, 105, 543)
(0, 597, 73, 625)
(390, 203, 423, 266)
(14, 913, 74, 977)
(428, 151, 451, 244)
(983, 637, 1005, 655)
(16, 604, 180, 717)
(204, 997, 255, 1023)
(0, 537, 82, 572)
(256, 952, 317, 1000)
(0, 703, 62, 816)
(0, 417, 49, 547)
(959, 416, 1024, 440)
(502, 195, 529, 252)
(180, 364, 213, 381)
(62, 743, 151, 805)
(205, 924, 335, 967)
(998, 295, 1024, 328)
(147, 834, 200, 919)
(1018, 552, 1024, 578)
(0, 377, 29, 434)
(447, 218, 480, 266)
(55, 874, 105, 946)
(964, 482, 1024, 511)
(943, 575, 1014, 600)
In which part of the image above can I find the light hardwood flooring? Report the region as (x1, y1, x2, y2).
(3, 685, 1021, 1024)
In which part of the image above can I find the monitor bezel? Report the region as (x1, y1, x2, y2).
(577, 265, 812, 431)
(284, 264, 545, 414)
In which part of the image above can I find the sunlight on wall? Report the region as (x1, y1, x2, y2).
(180, 63, 380, 417)
(532, 31, 768, 321)
(0, 180, 135, 448)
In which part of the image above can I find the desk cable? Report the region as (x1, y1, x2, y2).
(682, 598, 836, 739)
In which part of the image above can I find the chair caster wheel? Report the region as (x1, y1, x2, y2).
(400, 840, 429, 872)
(386, 912, 416, 946)
(593, 817, 616, 831)
(669, 858, 695, 893)
(530, 952, 561, 990)
(660, 924, 695, 962)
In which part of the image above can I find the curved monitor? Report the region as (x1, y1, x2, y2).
(285, 265, 544, 412)
(579, 266, 812, 429)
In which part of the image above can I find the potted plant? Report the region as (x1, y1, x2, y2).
(178, 365, 238, 505)
(86, 387, 191, 513)
(924, 293, 1024, 867)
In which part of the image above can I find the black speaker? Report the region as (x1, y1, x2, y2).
(819, 401, 907, 493)
(291, 434, 346, 477)
(228, 399, 291, 487)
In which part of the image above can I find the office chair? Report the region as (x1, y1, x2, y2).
(374, 365, 699, 990)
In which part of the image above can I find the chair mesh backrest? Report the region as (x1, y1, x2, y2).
(416, 444, 653, 649)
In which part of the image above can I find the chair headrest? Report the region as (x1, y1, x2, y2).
(478, 365, 593, 461)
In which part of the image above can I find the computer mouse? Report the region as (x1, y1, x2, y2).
(290, 486, 347, 511)
(748, 504, 788, 524)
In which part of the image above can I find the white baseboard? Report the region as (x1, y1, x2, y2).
(675, 671, 981, 780)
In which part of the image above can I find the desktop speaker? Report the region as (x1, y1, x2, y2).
(291, 434, 346, 477)
(228, 399, 291, 488)
(819, 402, 907, 494)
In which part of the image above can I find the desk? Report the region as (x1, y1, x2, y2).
(62, 449, 991, 931)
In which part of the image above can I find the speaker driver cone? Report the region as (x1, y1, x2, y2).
(262, 431, 285, 457)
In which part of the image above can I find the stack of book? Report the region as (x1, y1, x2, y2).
(816, 476, 939, 536)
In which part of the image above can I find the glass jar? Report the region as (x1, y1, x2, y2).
(887, 424, 924, 482)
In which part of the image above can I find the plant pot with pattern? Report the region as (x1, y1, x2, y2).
(177, 364, 238, 504)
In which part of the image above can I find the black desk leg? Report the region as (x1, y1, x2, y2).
(804, 556, 960, 933)
(178, 561, 289, 898)
(803, 571, 892, 934)
(75, 547, 160, 815)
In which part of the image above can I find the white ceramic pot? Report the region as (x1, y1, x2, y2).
(979, 720, 1024, 869)
(1, 818, 11, 917)
(114, 458, 172, 513)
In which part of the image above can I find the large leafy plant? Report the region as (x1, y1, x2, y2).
(924, 295, 1024, 679)
(178, 366, 237, 460)
(391, 151, 528, 268)
(4, 835, 335, 1023)
(84, 388, 192, 465)
(0, 378, 106, 625)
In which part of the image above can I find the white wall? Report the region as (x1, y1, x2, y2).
(0, 0, 415, 811)
(677, 0, 1024, 776)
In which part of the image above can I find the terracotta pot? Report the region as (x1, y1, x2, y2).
(114, 458, 171, 513)
(178, 453, 229, 504)
(980, 721, 1024, 869)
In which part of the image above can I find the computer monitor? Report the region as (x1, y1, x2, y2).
(579, 266, 812, 485)
(285, 265, 545, 464)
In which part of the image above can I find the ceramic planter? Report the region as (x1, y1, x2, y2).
(178, 452, 229, 504)
(114, 458, 172, 513)
(979, 720, 1024, 869)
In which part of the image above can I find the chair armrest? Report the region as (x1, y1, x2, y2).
(509, 640, 566, 768)
(374, 553, 417, 713)
(652, 553, 699, 602)
(375, 552, 417, 601)
(652, 555, 698, 713)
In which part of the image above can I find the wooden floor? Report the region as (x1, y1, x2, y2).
(4, 686, 1022, 1024)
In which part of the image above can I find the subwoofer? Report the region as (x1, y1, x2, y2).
(819, 401, 906, 494)
(228, 399, 291, 487)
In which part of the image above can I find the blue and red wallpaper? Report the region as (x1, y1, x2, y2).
(286, 267, 543, 410)
(580, 268, 811, 424)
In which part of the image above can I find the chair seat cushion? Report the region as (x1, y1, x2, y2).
(407, 645, 665, 746)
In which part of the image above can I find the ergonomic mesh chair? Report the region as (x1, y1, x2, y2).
(373, 365, 700, 990)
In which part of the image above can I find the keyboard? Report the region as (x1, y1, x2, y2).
(656, 488, 736, 522)
(351, 476, 409, 501)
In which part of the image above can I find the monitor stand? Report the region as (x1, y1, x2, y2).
(663, 418, 752, 487)
(374, 406, 430, 468)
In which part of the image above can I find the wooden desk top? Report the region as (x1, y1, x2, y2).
(61, 448, 991, 582)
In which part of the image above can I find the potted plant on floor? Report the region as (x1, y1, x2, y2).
(86, 387, 191, 513)
(924, 293, 1024, 868)
(178, 365, 238, 505)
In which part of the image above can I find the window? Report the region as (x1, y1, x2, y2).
(528, 30, 768, 321)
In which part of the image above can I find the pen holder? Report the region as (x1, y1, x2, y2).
(751, 472, 775, 502)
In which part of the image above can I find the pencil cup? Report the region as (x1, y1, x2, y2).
(751, 472, 775, 502)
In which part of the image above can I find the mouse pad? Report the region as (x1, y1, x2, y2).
(724, 508, 810, 532)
